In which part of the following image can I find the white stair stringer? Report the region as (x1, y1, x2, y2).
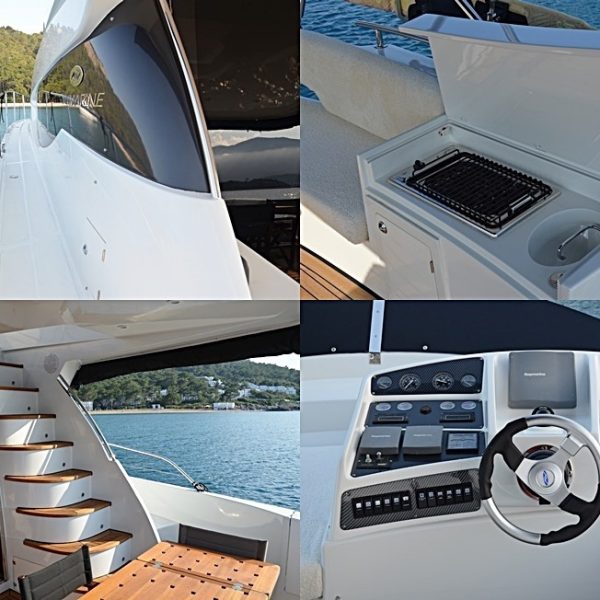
(0, 364, 135, 589)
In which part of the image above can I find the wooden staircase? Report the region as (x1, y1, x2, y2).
(0, 362, 133, 591)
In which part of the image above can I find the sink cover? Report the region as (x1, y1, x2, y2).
(529, 209, 600, 267)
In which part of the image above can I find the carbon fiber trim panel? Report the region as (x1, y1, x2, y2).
(341, 469, 480, 531)
(371, 358, 484, 395)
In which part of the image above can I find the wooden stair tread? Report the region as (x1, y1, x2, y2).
(24, 529, 132, 555)
(17, 499, 111, 518)
(0, 386, 38, 392)
(0, 441, 72, 451)
(0, 413, 54, 420)
(5, 469, 92, 483)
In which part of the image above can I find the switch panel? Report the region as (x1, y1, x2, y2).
(341, 469, 480, 530)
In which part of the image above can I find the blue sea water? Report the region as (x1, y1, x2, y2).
(93, 411, 300, 510)
(0, 106, 30, 139)
(302, 0, 600, 44)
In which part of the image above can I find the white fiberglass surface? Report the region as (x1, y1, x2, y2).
(306, 350, 600, 600)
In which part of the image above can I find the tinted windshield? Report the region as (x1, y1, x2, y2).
(36, 0, 210, 193)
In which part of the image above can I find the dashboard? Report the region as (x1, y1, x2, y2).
(339, 350, 592, 533)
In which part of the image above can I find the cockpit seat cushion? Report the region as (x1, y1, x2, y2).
(301, 29, 444, 140)
(301, 442, 345, 600)
(301, 98, 383, 244)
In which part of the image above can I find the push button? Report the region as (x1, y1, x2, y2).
(401, 493, 411, 511)
(417, 491, 427, 509)
(392, 495, 402, 512)
(454, 487, 463, 503)
(427, 490, 436, 508)
(435, 490, 445, 506)
(445, 488, 454, 504)
(364, 499, 373, 514)
(383, 496, 393, 512)
(373, 497, 383, 513)
(353, 500, 364, 517)
(463, 484, 473, 502)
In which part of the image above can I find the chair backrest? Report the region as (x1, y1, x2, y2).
(18, 546, 93, 600)
(178, 525, 268, 561)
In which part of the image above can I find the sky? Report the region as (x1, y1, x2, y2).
(251, 354, 300, 371)
(0, 0, 54, 33)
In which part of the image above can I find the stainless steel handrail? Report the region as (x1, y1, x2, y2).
(109, 443, 208, 492)
(356, 20, 429, 48)
(59, 378, 116, 461)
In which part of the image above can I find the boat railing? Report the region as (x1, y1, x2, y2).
(355, 20, 430, 48)
(355, 0, 482, 49)
(108, 443, 209, 492)
(60, 378, 117, 461)
(0, 90, 29, 122)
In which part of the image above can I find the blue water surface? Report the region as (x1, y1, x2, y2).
(93, 411, 300, 510)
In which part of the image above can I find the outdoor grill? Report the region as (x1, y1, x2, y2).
(390, 149, 554, 235)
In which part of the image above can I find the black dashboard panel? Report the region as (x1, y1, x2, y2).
(352, 429, 485, 477)
(366, 399, 484, 429)
(341, 469, 480, 530)
(371, 358, 484, 395)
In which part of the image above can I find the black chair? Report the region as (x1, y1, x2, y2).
(178, 524, 268, 561)
(18, 546, 93, 600)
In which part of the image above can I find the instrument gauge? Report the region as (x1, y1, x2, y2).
(432, 372, 454, 391)
(461, 401, 477, 411)
(399, 373, 421, 392)
(460, 374, 478, 389)
(376, 376, 393, 390)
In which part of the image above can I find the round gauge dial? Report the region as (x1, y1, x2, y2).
(375, 402, 392, 412)
(397, 402, 413, 411)
(376, 376, 393, 390)
(461, 401, 477, 411)
(432, 372, 454, 391)
(440, 401, 456, 411)
(460, 374, 478, 389)
(399, 373, 421, 392)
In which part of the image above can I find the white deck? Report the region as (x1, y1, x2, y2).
(0, 121, 81, 298)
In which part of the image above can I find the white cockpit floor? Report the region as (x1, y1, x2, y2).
(0, 121, 81, 298)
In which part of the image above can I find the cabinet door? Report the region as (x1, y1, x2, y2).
(374, 211, 440, 299)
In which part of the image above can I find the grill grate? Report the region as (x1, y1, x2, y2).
(402, 150, 553, 233)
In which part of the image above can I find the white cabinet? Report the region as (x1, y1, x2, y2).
(367, 200, 443, 299)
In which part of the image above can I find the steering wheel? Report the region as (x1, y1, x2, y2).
(479, 414, 600, 545)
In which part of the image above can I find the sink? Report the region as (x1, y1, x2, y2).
(528, 209, 600, 267)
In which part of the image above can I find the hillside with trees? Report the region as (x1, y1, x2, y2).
(77, 361, 300, 411)
(0, 27, 42, 96)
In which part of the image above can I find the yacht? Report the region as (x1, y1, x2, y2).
(301, 300, 600, 599)
(0, 0, 299, 300)
(300, 0, 600, 300)
(0, 300, 299, 598)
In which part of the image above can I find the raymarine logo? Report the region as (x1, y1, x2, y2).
(524, 372, 547, 377)
(413, 434, 433, 438)
(371, 434, 391, 439)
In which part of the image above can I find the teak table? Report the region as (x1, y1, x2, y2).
(81, 541, 281, 599)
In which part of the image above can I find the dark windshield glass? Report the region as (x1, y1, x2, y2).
(36, 0, 209, 193)
(171, 0, 299, 131)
